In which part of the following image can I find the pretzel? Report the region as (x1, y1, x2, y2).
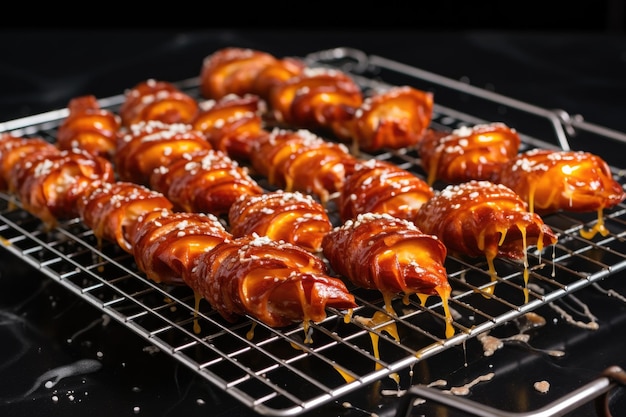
(322, 213, 453, 336)
(149, 148, 263, 217)
(191, 234, 357, 329)
(77, 181, 173, 253)
(341, 86, 434, 152)
(114, 120, 212, 185)
(419, 122, 521, 185)
(228, 190, 333, 253)
(338, 158, 433, 222)
(119, 79, 199, 127)
(57, 95, 121, 159)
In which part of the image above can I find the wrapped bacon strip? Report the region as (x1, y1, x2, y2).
(250, 128, 358, 204)
(338, 159, 434, 223)
(119, 79, 199, 128)
(228, 191, 333, 253)
(191, 94, 268, 161)
(150, 148, 263, 217)
(413, 180, 558, 299)
(115, 120, 212, 185)
(340, 86, 434, 152)
(77, 181, 174, 253)
(9, 148, 115, 229)
(57, 95, 121, 159)
(268, 67, 363, 135)
(0, 133, 59, 192)
(322, 213, 453, 337)
(132, 210, 231, 286)
(496, 148, 626, 239)
(419, 123, 521, 185)
(251, 56, 306, 101)
(191, 234, 357, 330)
(200, 47, 279, 99)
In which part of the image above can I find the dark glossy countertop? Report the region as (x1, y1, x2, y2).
(1, 28, 626, 417)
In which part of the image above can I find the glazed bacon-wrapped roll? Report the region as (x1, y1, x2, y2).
(150, 148, 264, 217)
(268, 67, 363, 135)
(0, 133, 59, 192)
(9, 148, 115, 229)
(119, 79, 199, 128)
(77, 181, 174, 253)
(228, 191, 333, 253)
(131, 210, 231, 286)
(250, 128, 358, 204)
(56, 95, 121, 159)
(251, 56, 306, 101)
(413, 180, 558, 287)
(200, 47, 279, 99)
(191, 234, 357, 329)
(322, 213, 453, 336)
(115, 120, 212, 185)
(338, 86, 434, 152)
(191, 94, 268, 161)
(418, 123, 521, 185)
(338, 159, 434, 223)
(496, 149, 626, 239)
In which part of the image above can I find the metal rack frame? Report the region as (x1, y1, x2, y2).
(2, 47, 626, 416)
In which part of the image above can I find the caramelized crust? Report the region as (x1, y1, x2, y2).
(228, 191, 333, 253)
(251, 57, 306, 100)
(269, 67, 363, 134)
(10, 149, 115, 229)
(57, 95, 121, 159)
(200, 47, 278, 99)
(0, 133, 59, 192)
(132, 210, 231, 286)
(496, 148, 626, 214)
(119, 79, 199, 128)
(77, 181, 174, 253)
(322, 213, 452, 334)
(150, 148, 263, 217)
(191, 94, 268, 161)
(192, 234, 357, 327)
(115, 120, 212, 185)
(250, 128, 358, 204)
(413, 180, 557, 289)
(338, 159, 434, 222)
(419, 123, 521, 185)
(342, 86, 434, 152)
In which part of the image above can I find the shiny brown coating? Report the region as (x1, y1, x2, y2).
(10, 148, 115, 229)
(132, 210, 231, 286)
(338, 159, 434, 223)
(228, 190, 333, 253)
(119, 79, 199, 128)
(192, 94, 268, 161)
(269, 67, 363, 134)
(57, 95, 121, 159)
(150, 148, 263, 217)
(419, 122, 521, 185)
(342, 86, 434, 152)
(77, 181, 174, 253)
(250, 128, 358, 204)
(200, 47, 278, 99)
(192, 234, 357, 327)
(115, 120, 212, 185)
(322, 212, 450, 315)
(496, 148, 626, 214)
(0, 133, 59, 192)
(413, 180, 558, 261)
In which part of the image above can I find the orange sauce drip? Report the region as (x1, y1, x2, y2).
(580, 208, 610, 239)
(365, 310, 400, 370)
(193, 291, 202, 334)
(246, 321, 256, 340)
